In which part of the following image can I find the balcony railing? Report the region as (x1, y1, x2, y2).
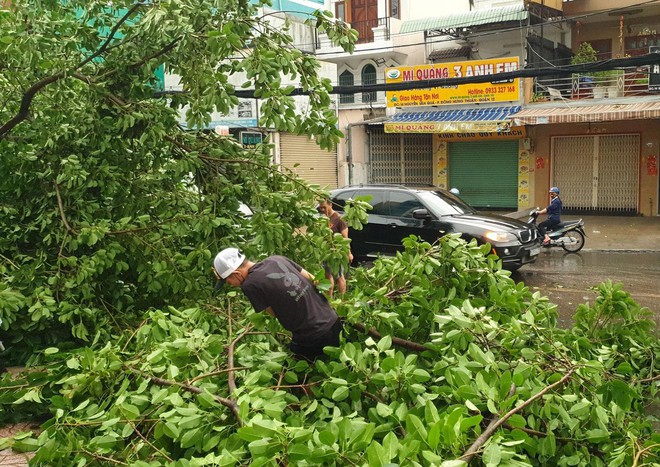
(532, 68, 655, 102)
(352, 17, 390, 44)
(338, 90, 386, 107)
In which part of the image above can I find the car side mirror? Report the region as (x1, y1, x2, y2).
(412, 208, 431, 219)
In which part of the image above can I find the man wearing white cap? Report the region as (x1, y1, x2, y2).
(212, 248, 342, 361)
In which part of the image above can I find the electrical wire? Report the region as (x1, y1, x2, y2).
(155, 52, 660, 98)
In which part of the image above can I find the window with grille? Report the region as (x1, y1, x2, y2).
(339, 70, 355, 104)
(390, 0, 400, 19)
(335, 1, 346, 21)
(362, 64, 377, 103)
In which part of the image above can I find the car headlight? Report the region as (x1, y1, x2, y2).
(485, 231, 516, 243)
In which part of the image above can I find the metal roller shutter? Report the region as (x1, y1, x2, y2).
(280, 133, 338, 189)
(552, 134, 639, 213)
(448, 141, 518, 209)
(369, 127, 433, 185)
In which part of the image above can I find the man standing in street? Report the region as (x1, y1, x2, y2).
(317, 198, 353, 296)
(212, 248, 342, 361)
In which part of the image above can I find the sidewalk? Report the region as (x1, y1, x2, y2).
(575, 215, 660, 252)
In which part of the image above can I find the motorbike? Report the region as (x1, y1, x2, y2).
(528, 209, 586, 252)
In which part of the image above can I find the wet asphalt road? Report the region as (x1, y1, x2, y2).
(513, 250, 660, 328)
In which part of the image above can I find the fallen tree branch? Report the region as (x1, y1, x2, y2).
(633, 443, 660, 467)
(0, 3, 144, 139)
(460, 368, 576, 464)
(226, 301, 237, 395)
(54, 182, 78, 235)
(126, 419, 173, 463)
(0, 73, 64, 138)
(126, 367, 242, 426)
(635, 374, 660, 384)
(350, 322, 428, 352)
(77, 449, 127, 465)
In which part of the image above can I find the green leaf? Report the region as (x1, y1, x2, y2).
(483, 443, 502, 466)
(377, 335, 392, 352)
(382, 432, 399, 461)
(406, 414, 428, 443)
(586, 428, 610, 443)
(332, 386, 350, 401)
(507, 414, 526, 428)
(366, 441, 387, 467)
(376, 402, 393, 418)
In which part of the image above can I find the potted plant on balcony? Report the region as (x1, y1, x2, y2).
(602, 69, 623, 98)
(571, 42, 599, 98)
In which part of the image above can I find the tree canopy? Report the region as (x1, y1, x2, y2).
(0, 1, 658, 466)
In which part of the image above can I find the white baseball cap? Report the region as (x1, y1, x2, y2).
(213, 248, 246, 280)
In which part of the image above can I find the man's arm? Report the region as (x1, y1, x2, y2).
(263, 306, 276, 317)
(299, 268, 315, 282)
(340, 226, 353, 263)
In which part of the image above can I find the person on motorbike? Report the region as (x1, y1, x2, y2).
(536, 187, 562, 245)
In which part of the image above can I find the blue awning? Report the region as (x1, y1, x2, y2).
(390, 106, 521, 123)
(385, 106, 521, 133)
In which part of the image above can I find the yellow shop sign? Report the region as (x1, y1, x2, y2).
(435, 126, 527, 140)
(385, 121, 518, 134)
(385, 58, 520, 108)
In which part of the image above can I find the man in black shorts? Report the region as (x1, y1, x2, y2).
(212, 248, 342, 361)
(317, 198, 352, 296)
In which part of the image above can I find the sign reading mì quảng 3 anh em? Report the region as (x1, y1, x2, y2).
(385, 58, 520, 107)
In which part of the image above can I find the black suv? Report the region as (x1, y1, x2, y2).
(330, 185, 541, 270)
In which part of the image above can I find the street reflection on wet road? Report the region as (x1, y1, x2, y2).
(513, 251, 660, 328)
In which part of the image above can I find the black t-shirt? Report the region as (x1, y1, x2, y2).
(241, 256, 338, 343)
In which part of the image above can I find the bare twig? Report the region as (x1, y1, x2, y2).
(632, 443, 660, 467)
(79, 4, 143, 69)
(226, 300, 236, 395)
(0, 253, 19, 269)
(54, 182, 77, 235)
(226, 324, 256, 395)
(126, 419, 173, 463)
(503, 423, 573, 442)
(128, 37, 182, 70)
(78, 449, 128, 465)
(460, 368, 576, 464)
(635, 374, 660, 384)
(126, 367, 242, 426)
(277, 367, 286, 388)
(267, 381, 323, 390)
(350, 322, 428, 352)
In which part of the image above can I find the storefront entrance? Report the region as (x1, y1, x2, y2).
(448, 140, 519, 209)
(280, 133, 338, 189)
(552, 134, 639, 213)
(369, 127, 433, 185)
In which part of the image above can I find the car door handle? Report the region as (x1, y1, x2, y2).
(388, 223, 397, 228)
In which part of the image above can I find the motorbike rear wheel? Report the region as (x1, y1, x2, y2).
(561, 230, 585, 252)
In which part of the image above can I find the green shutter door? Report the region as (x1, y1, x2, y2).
(448, 141, 518, 209)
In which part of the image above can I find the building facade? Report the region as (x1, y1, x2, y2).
(517, 0, 660, 216)
(317, 0, 659, 215)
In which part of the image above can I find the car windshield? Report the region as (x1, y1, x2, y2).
(417, 190, 476, 216)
